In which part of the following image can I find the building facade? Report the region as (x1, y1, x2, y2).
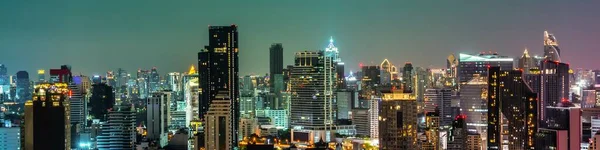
(379, 92, 417, 150)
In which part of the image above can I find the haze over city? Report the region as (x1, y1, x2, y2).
(1, 0, 599, 76)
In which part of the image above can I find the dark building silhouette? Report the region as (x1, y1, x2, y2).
(487, 67, 537, 149)
(16, 71, 30, 102)
(269, 43, 283, 77)
(198, 25, 240, 146)
(89, 83, 115, 122)
(24, 83, 71, 149)
(402, 62, 413, 93)
(361, 66, 380, 86)
(448, 115, 468, 150)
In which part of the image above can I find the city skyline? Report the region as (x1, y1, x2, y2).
(1, 1, 600, 77)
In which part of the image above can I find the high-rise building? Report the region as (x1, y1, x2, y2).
(336, 90, 352, 119)
(269, 43, 284, 78)
(466, 132, 482, 150)
(324, 37, 345, 90)
(368, 98, 379, 139)
(167, 72, 182, 92)
(205, 93, 233, 150)
(487, 67, 537, 149)
(198, 25, 240, 145)
(147, 92, 171, 147)
(457, 53, 513, 85)
(351, 108, 370, 136)
(185, 77, 200, 127)
(422, 111, 440, 150)
(380, 59, 393, 85)
(89, 83, 115, 122)
(518, 49, 538, 73)
(37, 69, 45, 83)
(424, 88, 453, 127)
(361, 65, 381, 86)
(403, 62, 414, 93)
(289, 51, 337, 143)
(535, 102, 581, 150)
(543, 31, 561, 62)
(448, 115, 467, 150)
(538, 61, 570, 123)
(16, 71, 30, 102)
(24, 83, 71, 149)
(69, 78, 87, 139)
(459, 75, 487, 140)
(0, 64, 9, 99)
(149, 67, 160, 93)
(379, 91, 417, 150)
(96, 104, 136, 149)
(0, 125, 20, 150)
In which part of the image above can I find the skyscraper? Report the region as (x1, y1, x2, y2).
(24, 83, 71, 149)
(49, 65, 73, 83)
(361, 65, 381, 86)
(289, 51, 337, 143)
(149, 67, 160, 93)
(37, 69, 45, 83)
(424, 88, 452, 127)
(535, 101, 581, 150)
(89, 83, 115, 122)
(487, 67, 537, 149)
(543, 31, 561, 62)
(459, 75, 487, 141)
(0, 64, 8, 98)
(147, 92, 171, 147)
(378, 91, 417, 150)
(16, 71, 30, 102)
(448, 115, 468, 150)
(403, 62, 414, 93)
(518, 49, 538, 73)
(96, 104, 136, 149)
(269, 43, 283, 78)
(538, 61, 570, 123)
(204, 93, 233, 150)
(325, 37, 346, 90)
(198, 25, 240, 145)
(457, 53, 514, 85)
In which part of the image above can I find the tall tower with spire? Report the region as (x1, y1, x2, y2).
(326, 37, 346, 89)
(543, 31, 561, 62)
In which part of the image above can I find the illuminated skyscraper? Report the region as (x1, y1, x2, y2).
(167, 72, 182, 92)
(24, 83, 71, 149)
(49, 65, 73, 83)
(538, 61, 570, 123)
(403, 62, 414, 93)
(149, 67, 160, 93)
(543, 31, 561, 62)
(96, 104, 136, 149)
(0, 64, 8, 98)
(198, 25, 239, 146)
(424, 88, 452, 127)
(289, 51, 337, 143)
(535, 102, 580, 150)
(487, 67, 537, 149)
(16, 71, 30, 102)
(379, 91, 417, 150)
(518, 49, 538, 73)
(448, 115, 468, 150)
(459, 75, 487, 142)
(457, 53, 513, 85)
(37, 69, 45, 83)
(204, 93, 232, 150)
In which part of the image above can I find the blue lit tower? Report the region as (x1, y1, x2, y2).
(16, 71, 30, 102)
(0, 64, 9, 99)
(326, 37, 346, 89)
(198, 25, 239, 146)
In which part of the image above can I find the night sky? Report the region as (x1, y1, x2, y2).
(1, 0, 599, 77)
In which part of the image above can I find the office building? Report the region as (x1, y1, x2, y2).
(543, 31, 561, 62)
(459, 75, 487, 139)
(422, 111, 440, 150)
(518, 49, 539, 74)
(96, 104, 136, 150)
(0, 64, 8, 99)
(369, 98, 379, 139)
(198, 25, 240, 146)
(538, 61, 570, 123)
(147, 92, 170, 147)
(458, 52, 513, 85)
(16, 71, 30, 102)
(205, 93, 233, 150)
(167, 72, 182, 92)
(379, 91, 417, 150)
(184, 77, 200, 127)
(380, 59, 393, 85)
(487, 67, 537, 149)
(24, 83, 71, 149)
(424, 88, 452, 127)
(351, 108, 370, 136)
(361, 65, 381, 86)
(0, 123, 20, 150)
(337, 90, 352, 119)
(256, 109, 288, 129)
(448, 115, 468, 150)
(535, 102, 580, 150)
(89, 83, 115, 121)
(466, 132, 482, 150)
(289, 50, 337, 143)
(149, 67, 160, 93)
